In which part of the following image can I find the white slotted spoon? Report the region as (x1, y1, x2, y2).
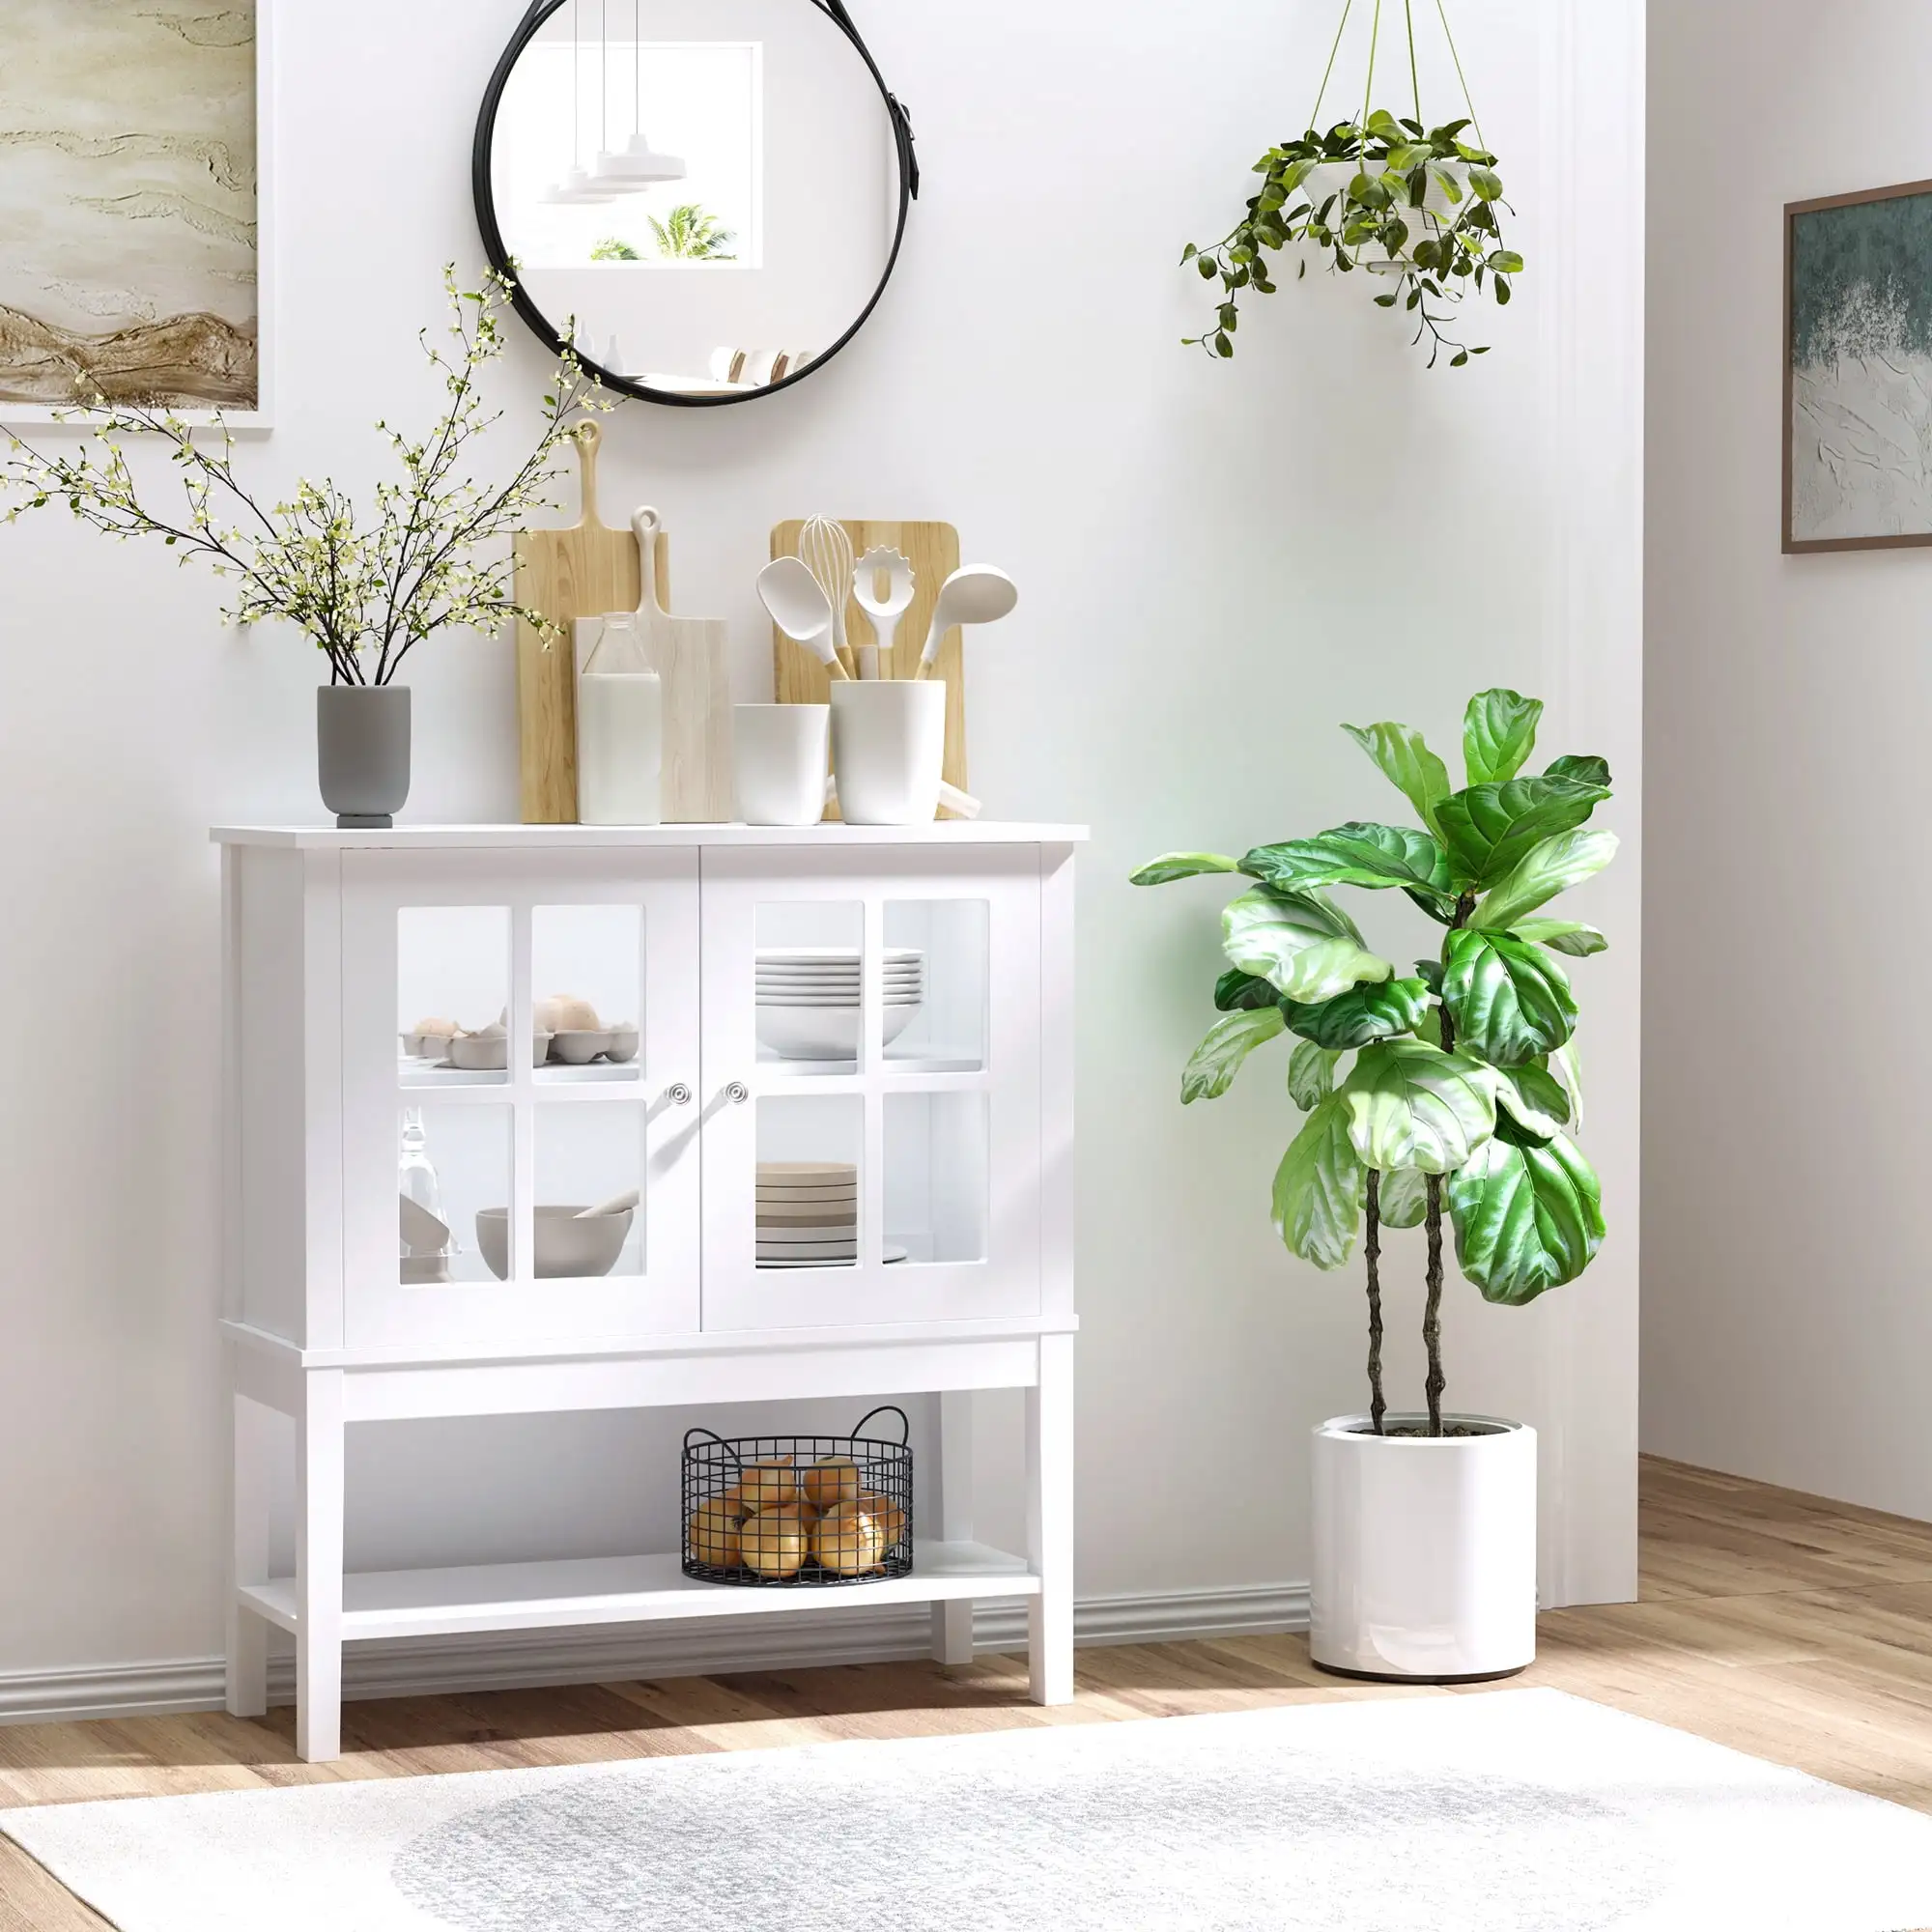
(798, 516, 857, 679)
(852, 546, 914, 680)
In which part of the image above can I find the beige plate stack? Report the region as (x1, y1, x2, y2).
(757, 1163, 857, 1268)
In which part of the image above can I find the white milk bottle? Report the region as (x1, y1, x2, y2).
(577, 612, 663, 826)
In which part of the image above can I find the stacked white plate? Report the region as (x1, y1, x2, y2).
(756, 949, 924, 1061)
(757, 1161, 857, 1267)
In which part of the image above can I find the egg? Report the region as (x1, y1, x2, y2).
(413, 1017, 459, 1039)
(687, 1498, 743, 1567)
(740, 1506, 809, 1577)
(537, 993, 601, 1033)
(813, 1501, 888, 1576)
(855, 1491, 908, 1547)
(802, 1456, 862, 1511)
(739, 1457, 799, 1511)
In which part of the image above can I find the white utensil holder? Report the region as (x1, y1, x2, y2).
(831, 681, 947, 826)
(734, 704, 830, 826)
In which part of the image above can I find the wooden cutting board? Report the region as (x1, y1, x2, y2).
(771, 520, 968, 814)
(515, 422, 729, 823)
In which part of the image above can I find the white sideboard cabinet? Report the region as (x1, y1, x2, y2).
(215, 824, 1082, 1761)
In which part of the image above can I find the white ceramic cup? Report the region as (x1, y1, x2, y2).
(733, 703, 830, 826)
(830, 681, 948, 826)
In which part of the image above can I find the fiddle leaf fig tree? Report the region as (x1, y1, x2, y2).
(1132, 688, 1614, 1435)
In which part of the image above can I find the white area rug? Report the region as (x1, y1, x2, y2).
(6, 1690, 1932, 1931)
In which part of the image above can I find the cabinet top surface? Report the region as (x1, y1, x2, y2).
(212, 822, 1090, 851)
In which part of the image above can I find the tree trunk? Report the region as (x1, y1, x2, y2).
(1365, 1169, 1385, 1435)
(1423, 1173, 1446, 1436)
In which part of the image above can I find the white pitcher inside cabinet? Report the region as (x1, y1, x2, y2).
(214, 822, 1083, 1762)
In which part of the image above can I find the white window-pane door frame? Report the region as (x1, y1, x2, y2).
(698, 845, 1041, 1332)
(339, 849, 700, 1349)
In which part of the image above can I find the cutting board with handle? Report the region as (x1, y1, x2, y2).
(515, 422, 731, 823)
(771, 519, 968, 814)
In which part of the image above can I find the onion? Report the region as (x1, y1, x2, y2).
(802, 1456, 862, 1510)
(739, 1458, 799, 1510)
(813, 1502, 888, 1576)
(687, 1500, 742, 1567)
(741, 1506, 809, 1577)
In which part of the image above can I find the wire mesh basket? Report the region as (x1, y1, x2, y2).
(682, 1406, 914, 1586)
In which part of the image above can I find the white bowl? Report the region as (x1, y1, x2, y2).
(756, 1005, 918, 1059)
(475, 1205, 633, 1281)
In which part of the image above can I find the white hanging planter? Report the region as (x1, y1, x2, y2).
(1309, 1412, 1537, 1681)
(1297, 157, 1474, 270)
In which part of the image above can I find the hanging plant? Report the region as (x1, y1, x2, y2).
(1182, 1, 1521, 368)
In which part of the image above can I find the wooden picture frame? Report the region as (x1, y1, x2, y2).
(1784, 177, 1932, 553)
(0, 0, 274, 431)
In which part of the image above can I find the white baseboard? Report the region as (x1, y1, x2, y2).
(0, 1582, 1310, 1727)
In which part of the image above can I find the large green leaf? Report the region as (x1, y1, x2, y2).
(1378, 1166, 1429, 1228)
(1281, 976, 1429, 1050)
(1447, 1133, 1605, 1304)
(1181, 1007, 1285, 1103)
(1288, 1040, 1343, 1110)
(1130, 852, 1239, 887)
(1441, 929, 1577, 1067)
(1512, 919, 1608, 958)
(1242, 824, 1454, 910)
(1548, 1039, 1583, 1132)
(1272, 1095, 1365, 1269)
(1463, 689, 1544, 784)
(1545, 753, 1611, 788)
(1342, 722, 1452, 836)
(1433, 777, 1609, 888)
(1215, 969, 1281, 1012)
(1222, 888, 1392, 1005)
(1471, 829, 1619, 931)
(1339, 1040, 1498, 1175)
(1492, 1058, 1572, 1141)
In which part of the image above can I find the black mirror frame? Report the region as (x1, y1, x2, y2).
(473, 0, 918, 410)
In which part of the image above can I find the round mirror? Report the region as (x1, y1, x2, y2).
(474, 0, 915, 408)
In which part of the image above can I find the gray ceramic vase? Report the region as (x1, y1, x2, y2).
(317, 685, 412, 828)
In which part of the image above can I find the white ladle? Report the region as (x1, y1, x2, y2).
(852, 546, 914, 681)
(916, 566, 1019, 680)
(756, 557, 851, 681)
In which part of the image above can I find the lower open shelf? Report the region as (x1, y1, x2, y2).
(239, 1540, 1037, 1643)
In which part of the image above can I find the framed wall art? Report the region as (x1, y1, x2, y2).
(0, 0, 272, 427)
(1785, 178, 1932, 553)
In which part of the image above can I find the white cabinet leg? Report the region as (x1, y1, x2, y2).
(929, 1391, 976, 1665)
(226, 1392, 271, 1719)
(296, 1371, 345, 1763)
(1027, 1335, 1074, 1705)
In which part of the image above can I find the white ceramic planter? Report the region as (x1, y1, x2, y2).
(1309, 1411, 1536, 1681)
(1297, 158, 1472, 272)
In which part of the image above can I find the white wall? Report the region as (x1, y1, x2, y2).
(0, 0, 1643, 1696)
(1643, 0, 1932, 1515)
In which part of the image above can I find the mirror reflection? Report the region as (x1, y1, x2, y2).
(482, 0, 906, 402)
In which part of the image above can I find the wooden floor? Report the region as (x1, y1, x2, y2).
(7, 1454, 1932, 1929)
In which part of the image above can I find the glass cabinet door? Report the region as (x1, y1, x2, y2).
(339, 849, 701, 1349)
(698, 847, 1042, 1331)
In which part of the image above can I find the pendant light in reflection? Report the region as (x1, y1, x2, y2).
(540, 0, 616, 204)
(594, 0, 686, 190)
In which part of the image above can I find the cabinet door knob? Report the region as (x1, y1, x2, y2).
(663, 1082, 693, 1107)
(724, 1081, 750, 1105)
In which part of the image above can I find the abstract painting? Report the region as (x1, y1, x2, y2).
(0, 0, 261, 417)
(1786, 180, 1932, 552)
